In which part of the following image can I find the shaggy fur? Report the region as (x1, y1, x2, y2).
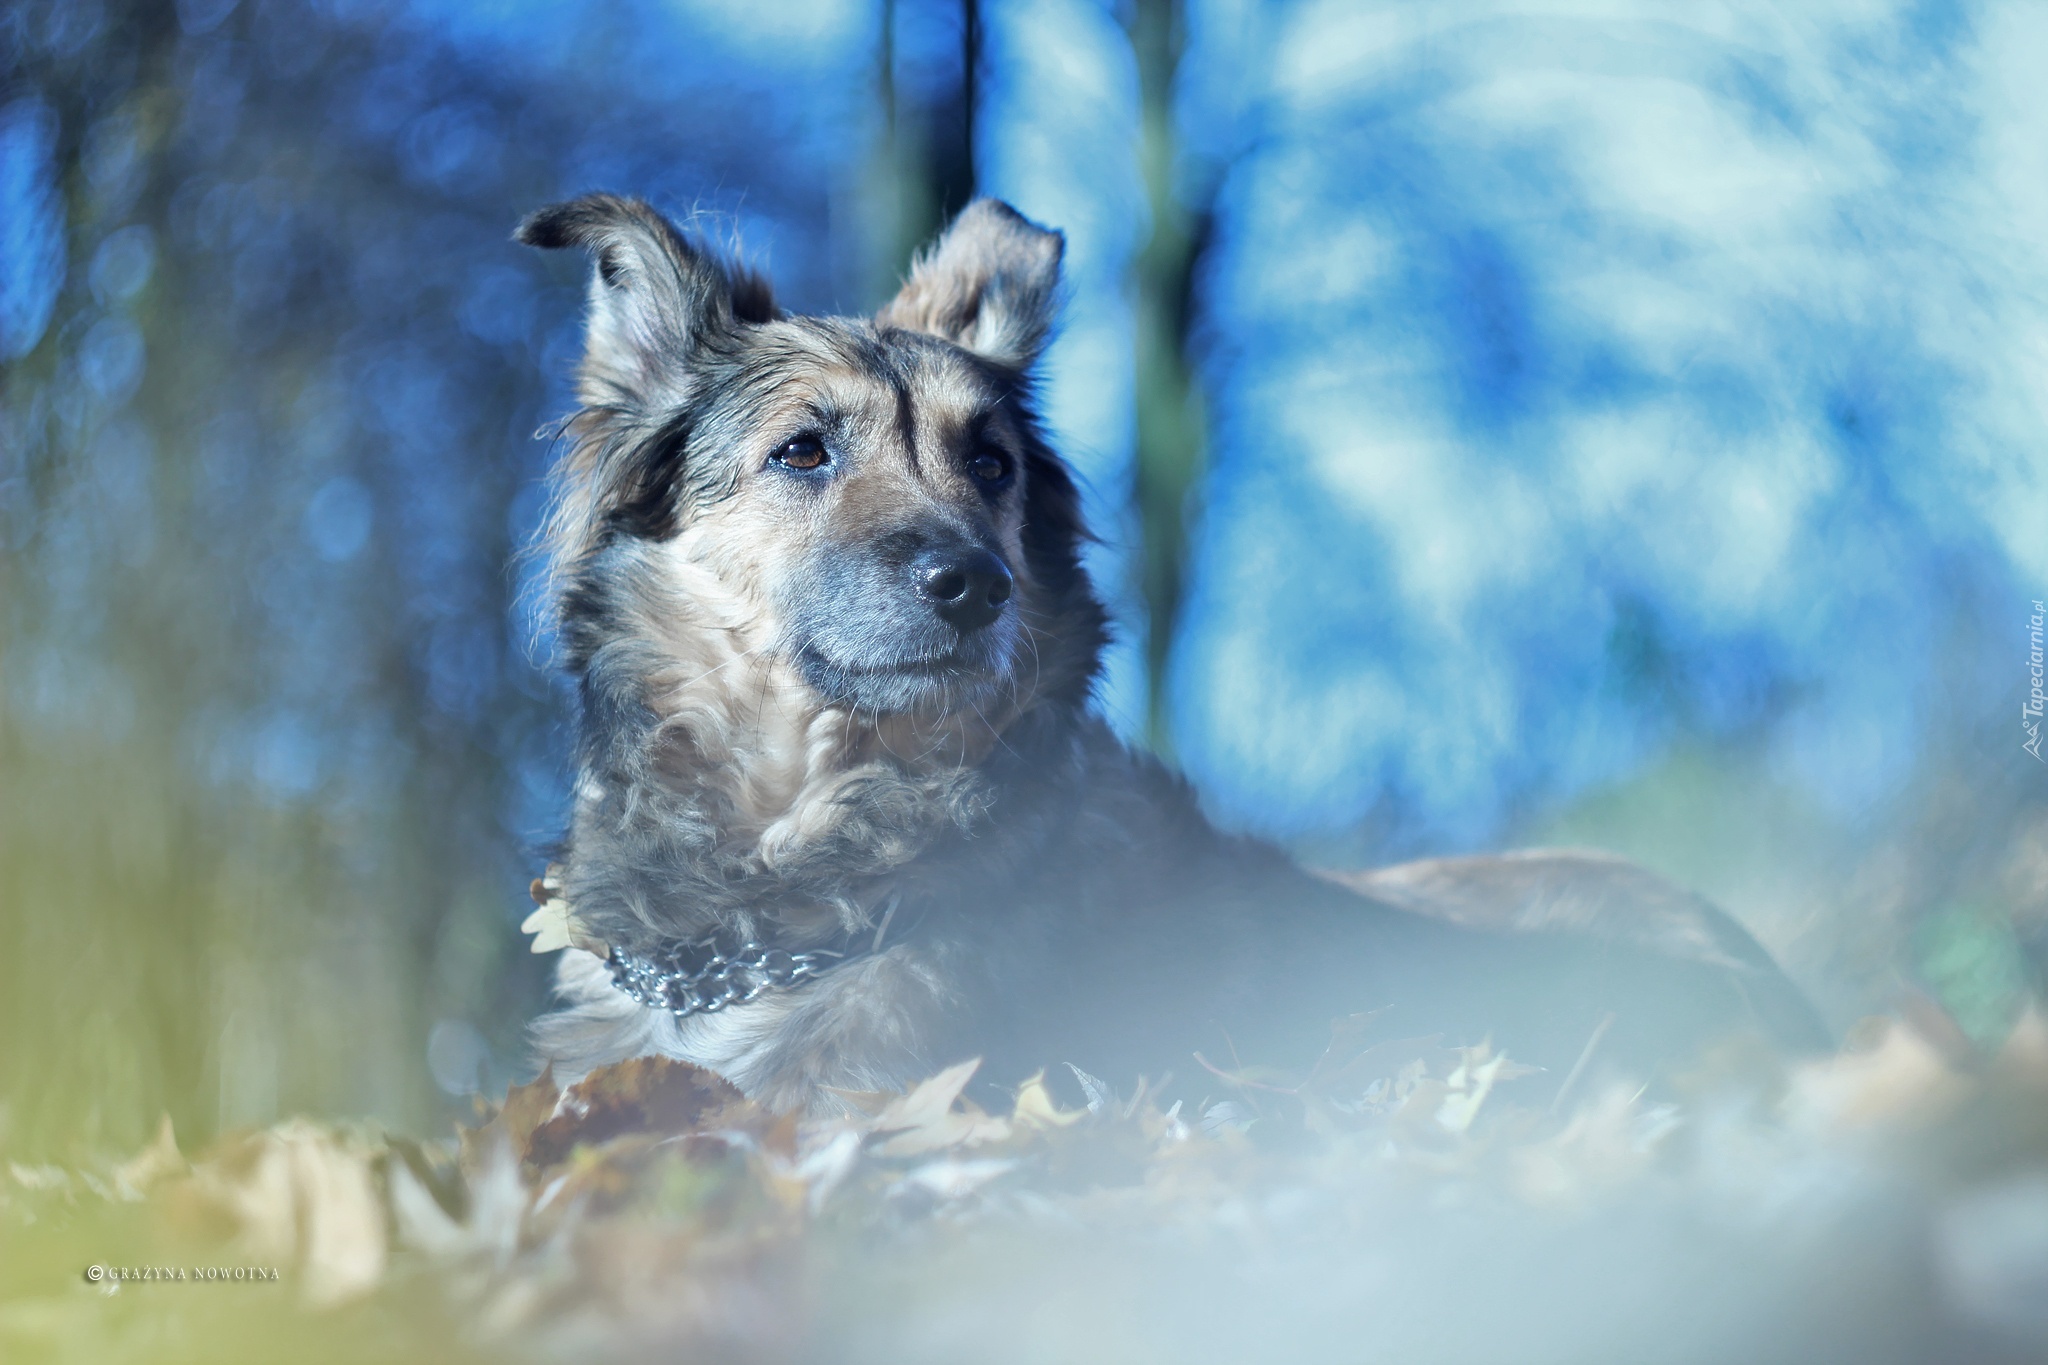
(518, 194, 1828, 1113)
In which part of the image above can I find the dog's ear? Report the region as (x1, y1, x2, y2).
(877, 199, 1063, 369)
(517, 193, 774, 411)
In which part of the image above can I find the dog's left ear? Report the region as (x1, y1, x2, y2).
(517, 193, 774, 412)
(878, 199, 1063, 369)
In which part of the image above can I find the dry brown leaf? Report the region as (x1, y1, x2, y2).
(873, 1102, 1012, 1158)
(1512, 1084, 1675, 1206)
(113, 1112, 186, 1199)
(463, 1064, 561, 1182)
(501, 1065, 563, 1149)
(521, 863, 611, 956)
(1785, 1015, 1969, 1135)
(1010, 1071, 1084, 1131)
(165, 1120, 387, 1308)
(868, 1059, 1014, 1157)
(773, 1129, 863, 1214)
(529, 1133, 669, 1222)
(869, 1059, 981, 1132)
(1389, 1076, 1452, 1137)
(387, 1155, 470, 1257)
(1435, 1051, 1509, 1135)
(1308, 1035, 1455, 1103)
(1299, 1009, 1395, 1089)
(525, 1057, 762, 1170)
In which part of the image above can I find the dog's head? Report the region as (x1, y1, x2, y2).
(519, 194, 1105, 725)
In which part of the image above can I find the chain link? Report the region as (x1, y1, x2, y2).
(606, 935, 838, 1019)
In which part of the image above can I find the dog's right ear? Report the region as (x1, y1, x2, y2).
(516, 194, 774, 412)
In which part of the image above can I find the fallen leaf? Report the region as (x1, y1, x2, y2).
(1200, 1100, 1256, 1136)
(1010, 1071, 1084, 1130)
(521, 899, 609, 958)
(1784, 1015, 1969, 1135)
(463, 1065, 561, 1181)
(1512, 1083, 1675, 1206)
(1064, 1063, 1115, 1115)
(388, 1155, 469, 1257)
(890, 1157, 1018, 1201)
(167, 1120, 387, 1308)
(870, 1059, 981, 1133)
(524, 1057, 760, 1170)
(1435, 1052, 1508, 1134)
(113, 1113, 185, 1199)
(1308, 1035, 1455, 1104)
(1299, 1009, 1395, 1090)
(868, 1060, 1014, 1157)
(778, 1129, 863, 1213)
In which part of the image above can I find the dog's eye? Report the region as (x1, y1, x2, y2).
(969, 450, 1012, 486)
(772, 436, 829, 471)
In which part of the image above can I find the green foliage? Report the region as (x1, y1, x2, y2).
(1917, 902, 2032, 1048)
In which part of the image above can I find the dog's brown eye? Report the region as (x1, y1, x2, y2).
(969, 450, 1011, 485)
(772, 436, 828, 471)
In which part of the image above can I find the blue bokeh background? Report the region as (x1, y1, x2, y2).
(1171, 4, 2046, 844)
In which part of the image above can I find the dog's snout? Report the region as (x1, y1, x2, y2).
(912, 547, 1013, 632)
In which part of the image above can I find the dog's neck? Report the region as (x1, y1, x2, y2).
(561, 535, 1027, 947)
(629, 531, 1015, 835)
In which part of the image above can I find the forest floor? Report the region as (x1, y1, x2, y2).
(4, 1007, 2048, 1365)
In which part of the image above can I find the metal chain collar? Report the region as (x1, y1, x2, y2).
(605, 935, 843, 1019)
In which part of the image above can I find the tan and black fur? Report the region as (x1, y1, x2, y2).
(517, 194, 1828, 1113)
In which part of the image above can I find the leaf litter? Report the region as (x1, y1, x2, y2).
(5, 1008, 2048, 1364)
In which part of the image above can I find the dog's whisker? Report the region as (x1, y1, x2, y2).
(680, 639, 771, 693)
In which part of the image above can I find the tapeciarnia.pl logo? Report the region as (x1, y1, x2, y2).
(2027, 599, 2045, 762)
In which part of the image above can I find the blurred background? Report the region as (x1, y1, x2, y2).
(2, 0, 2045, 1158)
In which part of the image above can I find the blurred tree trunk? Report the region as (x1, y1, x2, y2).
(1128, 0, 1209, 755)
(870, 0, 981, 297)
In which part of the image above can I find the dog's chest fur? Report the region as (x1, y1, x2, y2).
(535, 532, 1040, 1105)
(565, 536, 995, 912)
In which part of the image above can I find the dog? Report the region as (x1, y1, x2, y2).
(515, 193, 1828, 1114)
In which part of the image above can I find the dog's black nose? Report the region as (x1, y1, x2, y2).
(913, 548, 1013, 632)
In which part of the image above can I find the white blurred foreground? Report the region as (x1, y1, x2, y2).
(6, 1006, 2048, 1365)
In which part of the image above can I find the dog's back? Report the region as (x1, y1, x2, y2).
(876, 718, 1826, 1106)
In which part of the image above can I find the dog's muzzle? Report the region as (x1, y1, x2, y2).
(787, 531, 1021, 714)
